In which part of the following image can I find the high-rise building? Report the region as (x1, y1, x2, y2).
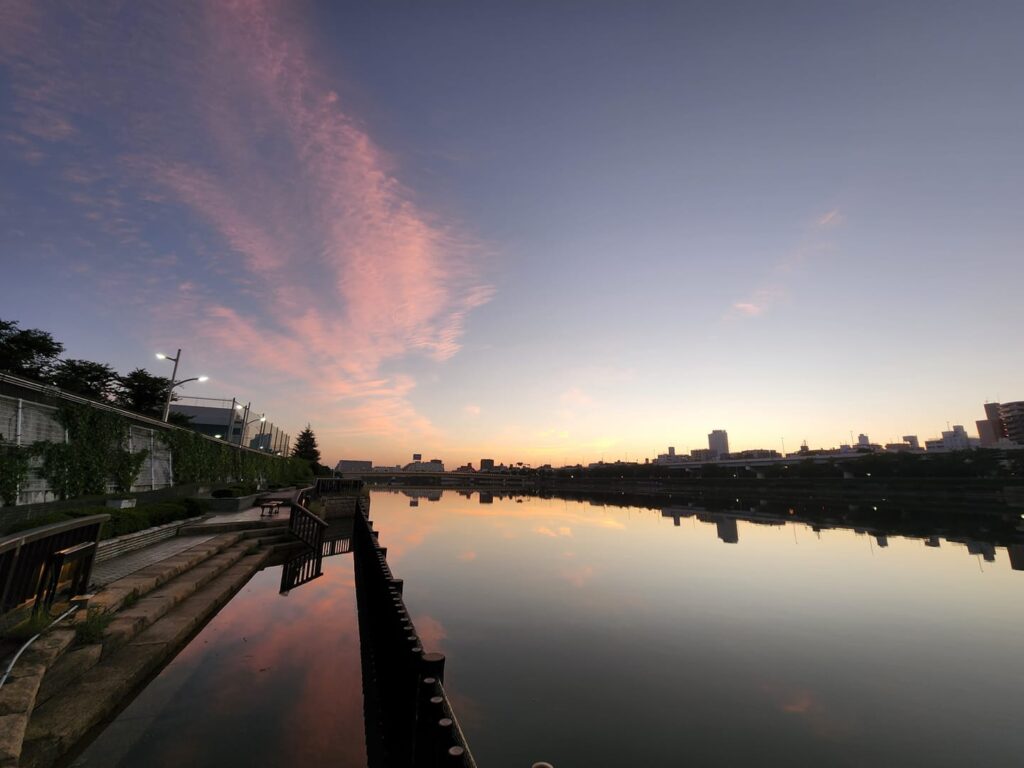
(708, 430, 729, 458)
(976, 402, 1006, 447)
(480, 458, 495, 471)
(1000, 402, 1024, 445)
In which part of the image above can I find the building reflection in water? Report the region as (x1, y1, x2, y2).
(376, 485, 1024, 572)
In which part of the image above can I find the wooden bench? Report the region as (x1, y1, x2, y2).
(259, 500, 286, 517)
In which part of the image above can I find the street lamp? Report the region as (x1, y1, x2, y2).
(155, 348, 208, 422)
(241, 413, 266, 448)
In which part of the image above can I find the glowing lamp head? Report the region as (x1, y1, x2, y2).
(198, 376, 209, 382)
(259, 416, 266, 422)
(214, 434, 222, 439)
(155, 353, 167, 360)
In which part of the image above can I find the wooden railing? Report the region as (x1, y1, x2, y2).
(0, 514, 108, 615)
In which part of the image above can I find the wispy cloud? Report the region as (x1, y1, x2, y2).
(0, 0, 493, 449)
(463, 404, 482, 417)
(730, 208, 843, 320)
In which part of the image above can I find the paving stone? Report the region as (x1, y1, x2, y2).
(35, 645, 102, 709)
(0, 674, 41, 716)
(0, 713, 28, 765)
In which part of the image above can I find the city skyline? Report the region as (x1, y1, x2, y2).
(3, 1, 1023, 467)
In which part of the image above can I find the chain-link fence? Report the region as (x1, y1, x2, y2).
(1, 394, 174, 505)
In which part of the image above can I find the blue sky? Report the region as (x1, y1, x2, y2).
(2, 1, 1022, 465)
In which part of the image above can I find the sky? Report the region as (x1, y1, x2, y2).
(1, 0, 1022, 467)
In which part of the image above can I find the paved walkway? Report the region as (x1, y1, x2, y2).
(91, 535, 216, 587)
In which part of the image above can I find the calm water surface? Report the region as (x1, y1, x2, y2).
(73, 489, 1024, 767)
(72, 554, 367, 768)
(372, 489, 1023, 767)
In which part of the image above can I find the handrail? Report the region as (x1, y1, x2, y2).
(0, 515, 110, 555)
(287, 503, 326, 551)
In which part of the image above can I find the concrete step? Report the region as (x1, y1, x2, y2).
(22, 550, 271, 768)
(237, 525, 289, 540)
(90, 533, 243, 616)
(179, 519, 287, 536)
(99, 541, 257, 656)
(252, 533, 294, 547)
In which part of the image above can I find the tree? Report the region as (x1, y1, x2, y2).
(0, 319, 64, 380)
(51, 358, 119, 401)
(291, 425, 322, 470)
(116, 368, 173, 417)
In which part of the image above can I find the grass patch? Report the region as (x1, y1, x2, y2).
(75, 609, 112, 645)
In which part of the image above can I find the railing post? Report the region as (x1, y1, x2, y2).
(422, 652, 446, 683)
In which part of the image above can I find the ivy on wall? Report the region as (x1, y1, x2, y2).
(0, 442, 32, 506)
(4, 402, 311, 507)
(164, 428, 311, 486)
(31, 404, 145, 500)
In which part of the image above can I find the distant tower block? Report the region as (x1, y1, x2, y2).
(708, 430, 729, 458)
(668, 446, 676, 456)
(412, 453, 422, 461)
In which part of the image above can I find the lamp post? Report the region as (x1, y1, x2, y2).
(156, 348, 208, 422)
(241, 414, 266, 448)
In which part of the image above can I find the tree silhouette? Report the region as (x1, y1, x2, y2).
(0, 319, 64, 380)
(51, 359, 119, 401)
(291, 424, 322, 470)
(116, 368, 173, 417)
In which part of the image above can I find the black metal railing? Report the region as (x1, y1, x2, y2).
(0, 515, 109, 615)
(314, 477, 365, 495)
(288, 502, 327, 551)
(279, 546, 324, 594)
(352, 507, 477, 767)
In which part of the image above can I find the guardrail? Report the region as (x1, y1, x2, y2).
(352, 505, 477, 766)
(288, 502, 327, 551)
(0, 514, 108, 615)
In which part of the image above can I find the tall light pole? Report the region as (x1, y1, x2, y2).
(156, 348, 208, 422)
(241, 413, 266, 448)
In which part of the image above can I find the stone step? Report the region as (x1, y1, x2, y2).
(252, 532, 294, 547)
(100, 541, 257, 656)
(21, 550, 271, 768)
(179, 519, 287, 535)
(89, 533, 244, 616)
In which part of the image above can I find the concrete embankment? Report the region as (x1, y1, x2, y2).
(3, 530, 285, 768)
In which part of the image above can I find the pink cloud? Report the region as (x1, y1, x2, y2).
(1, 0, 493, 452)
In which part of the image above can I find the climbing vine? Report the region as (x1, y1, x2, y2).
(0, 442, 32, 507)
(163, 429, 311, 487)
(33, 404, 144, 500)
(12, 403, 310, 505)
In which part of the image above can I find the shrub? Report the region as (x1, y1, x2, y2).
(211, 485, 257, 498)
(3, 512, 74, 534)
(183, 497, 210, 516)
